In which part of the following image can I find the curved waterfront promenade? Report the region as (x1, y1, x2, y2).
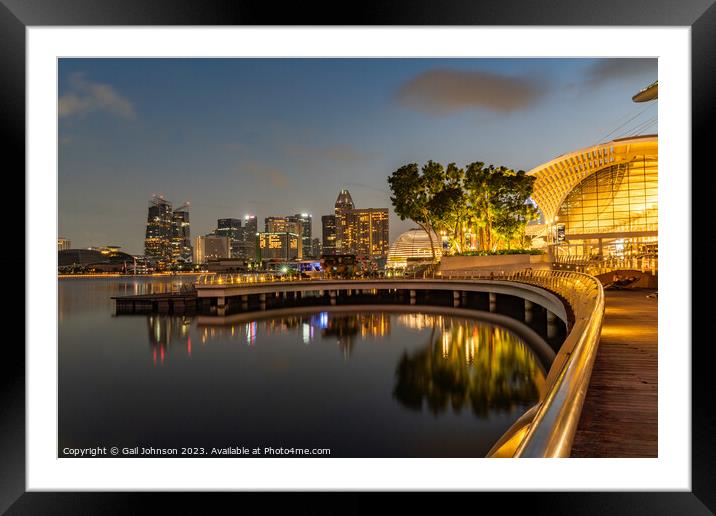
(193, 270, 605, 458)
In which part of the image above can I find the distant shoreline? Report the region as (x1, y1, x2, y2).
(58, 272, 204, 279)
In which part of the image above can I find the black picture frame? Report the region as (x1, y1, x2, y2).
(3, 0, 710, 513)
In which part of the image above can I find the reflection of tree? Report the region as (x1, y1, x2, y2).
(322, 313, 391, 359)
(393, 320, 542, 417)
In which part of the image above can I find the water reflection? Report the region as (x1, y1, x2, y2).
(59, 276, 548, 457)
(189, 312, 391, 361)
(147, 314, 193, 365)
(393, 318, 545, 417)
(186, 311, 545, 415)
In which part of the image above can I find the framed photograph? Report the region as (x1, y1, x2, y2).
(5, 0, 710, 512)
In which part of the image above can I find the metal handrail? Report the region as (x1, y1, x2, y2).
(194, 269, 604, 457)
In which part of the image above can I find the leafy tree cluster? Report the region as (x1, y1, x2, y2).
(387, 161, 539, 258)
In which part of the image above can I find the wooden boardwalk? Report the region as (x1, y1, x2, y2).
(571, 289, 658, 457)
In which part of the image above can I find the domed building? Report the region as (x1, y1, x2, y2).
(387, 228, 442, 269)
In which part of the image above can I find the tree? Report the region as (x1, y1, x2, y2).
(463, 164, 536, 251)
(491, 170, 538, 249)
(389, 160, 537, 256)
(387, 162, 443, 261)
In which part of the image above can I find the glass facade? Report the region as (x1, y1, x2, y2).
(553, 155, 657, 258)
(556, 157, 657, 236)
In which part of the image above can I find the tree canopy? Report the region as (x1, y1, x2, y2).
(387, 160, 538, 255)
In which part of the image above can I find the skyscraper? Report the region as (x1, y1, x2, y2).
(265, 216, 299, 234)
(311, 237, 321, 259)
(349, 208, 390, 259)
(145, 196, 193, 266)
(321, 215, 337, 256)
(171, 207, 192, 263)
(239, 215, 258, 261)
(288, 213, 313, 258)
(327, 189, 389, 260)
(144, 196, 173, 265)
(334, 189, 354, 254)
(216, 218, 242, 258)
(258, 231, 301, 261)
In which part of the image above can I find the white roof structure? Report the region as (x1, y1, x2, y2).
(527, 135, 658, 224)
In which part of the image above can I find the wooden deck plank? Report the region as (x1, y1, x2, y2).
(570, 289, 658, 458)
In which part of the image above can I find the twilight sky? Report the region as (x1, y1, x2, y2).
(58, 58, 657, 254)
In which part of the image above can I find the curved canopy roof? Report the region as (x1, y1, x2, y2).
(632, 80, 658, 102)
(527, 135, 658, 224)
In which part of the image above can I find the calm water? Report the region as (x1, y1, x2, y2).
(59, 276, 546, 458)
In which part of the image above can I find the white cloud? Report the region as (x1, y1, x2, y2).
(59, 73, 136, 120)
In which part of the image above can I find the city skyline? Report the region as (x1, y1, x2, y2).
(58, 58, 657, 254)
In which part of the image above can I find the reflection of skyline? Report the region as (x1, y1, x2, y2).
(397, 313, 445, 331)
(195, 312, 391, 360)
(393, 319, 545, 418)
(147, 314, 192, 366)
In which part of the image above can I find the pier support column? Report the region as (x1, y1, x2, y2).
(489, 292, 497, 313)
(410, 290, 416, 305)
(524, 299, 534, 323)
(217, 296, 226, 317)
(547, 310, 557, 339)
(329, 290, 337, 306)
(259, 293, 266, 310)
(346, 289, 352, 297)
(241, 295, 248, 310)
(461, 291, 468, 305)
(453, 290, 460, 308)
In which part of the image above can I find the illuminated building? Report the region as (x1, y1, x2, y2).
(348, 208, 389, 259)
(529, 135, 657, 258)
(311, 238, 321, 259)
(265, 216, 300, 234)
(144, 195, 192, 266)
(334, 189, 354, 254)
(330, 189, 389, 260)
(288, 213, 313, 258)
(258, 231, 302, 261)
(171, 208, 192, 264)
(144, 195, 173, 264)
(193, 235, 230, 264)
(321, 215, 337, 255)
(264, 214, 313, 258)
(239, 215, 258, 261)
(57, 237, 71, 251)
(387, 228, 442, 268)
(216, 218, 242, 258)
